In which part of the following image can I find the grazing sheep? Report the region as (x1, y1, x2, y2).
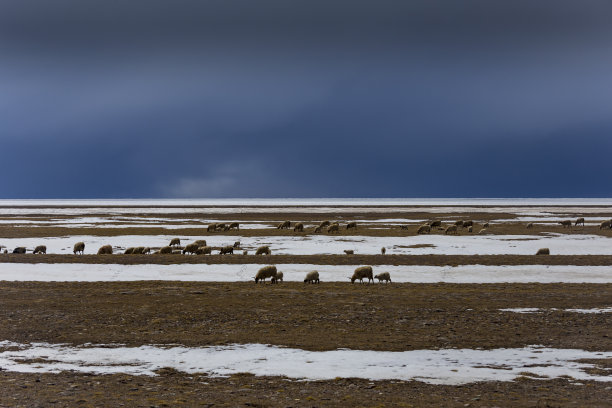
(12, 247, 26, 254)
(142, 247, 151, 254)
(327, 223, 340, 234)
(351, 266, 374, 284)
(243, 250, 248, 255)
(381, 247, 386, 255)
(73, 242, 85, 255)
(233, 241, 240, 248)
(319, 220, 331, 228)
(374, 272, 391, 283)
(200, 246, 213, 255)
(463, 220, 473, 228)
(314, 226, 323, 233)
(255, 265, 277, 283)
(159, 246, 173, 254)
(575, 217, 585, 227)
(429, 220, 442, 228)
(227, 222, 240, 231)
(207, 223, 217, 232)
(454, 220, 464, 227)
(124, 247, 135, 254)
(219, 245, 234, 255)
(216, 223, 227, 232)
(33, 245, 47, 254)
(294, 223, 304, 232)
(255, 245, 271, 255)
(346, 221, 357, 230)
(169, 238, 181, 247)
(400, 225, 409, 230)
(559, 220, 572, 229)
(467, 226, 473, 233)
(526, 222, 534, 229)
(194, 240, 208, 247)
(417, 224, 431, 234)
(277, 220, 291, 229)
(271, 271, 284, 284)
(304, 270, 320, 284)
(97, 245, 112, 255)
(444, 225, 458, 235)
(183, 243, 200, 254)
(536, 248, 550, 255)
(600, 220, 612, 230)
(132, 247, 145, 254)
(483, 222, 489, 229)
(344, 249, 354, 255)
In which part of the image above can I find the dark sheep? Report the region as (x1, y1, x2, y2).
(33, 245, 47, 254)
(255, 245, 271, 255)
(344, 249, 354, 255)
(183, 243, 200, 254)
(97, 245, 112, 255)
(294, 223, 304, 232)
(536, 248, 550, 255)
(12, 247, 26, 254)
(483, 222, 489, 229)
(463, 220, 473, 228)
(73, 242, 85, 255)
(159, 246, 173, 254)
(559, 220, 572, 229)
(219, 245, 234, 255)
(327, 223, 340, 234)
(429, 220, 442, 228)
(454, 220, 464, 227)
(196, 246, 212, 255)
(170, 238, 181, 247)
(277, 220, 291, 229)
(417, 224, 431, 234)
(527, 222, 534, 229)
(194, 240, 207, 247)
(233, 241, 240, 248)
(319, 220, 331, 228)
(599, 220, 612, 230)
(346, 221, 357, 230)
(444, 225, 458, 235)
(575, 217, 585, 227)
(381, 247, 386, 255)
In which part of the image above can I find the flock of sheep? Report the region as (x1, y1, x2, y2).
(254, 265, 391, 284)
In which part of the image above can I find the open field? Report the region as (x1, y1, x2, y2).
(0, 200, 611, 406)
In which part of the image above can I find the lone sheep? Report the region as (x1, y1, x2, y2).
(97, 245, 112, 255)
(417, 224, 431, 234)
(575, 217, 585, 227)
(304, 270, 320, 284)
(351, 266, 374, 284)
(559, 220, 572, 229)
(219, 245, 234, 255)
(381, 247, 386, 255)
(346, 221, 357, 230)
(170, 238, 181, 247)
(33, 245, 47, 254)
(73, 242, 85, 255)
(255, 265, 277, 283)
(255, 245, 271, 255)
(294, 223, 304, 232)
(12, 247, 26, 254)
(536, 248, 550, 255)
(374, 272, 391, 283)
(344, 249, 354, 255)
(444, 225, 458, 235)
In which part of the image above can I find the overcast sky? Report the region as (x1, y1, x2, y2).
(2, 1, 612, 198)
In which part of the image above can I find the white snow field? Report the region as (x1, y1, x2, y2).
(0, 341, 609, 384)
(1, 263, 611, 283)
(500, 308, 612, 314)
(2, 232, 612, 255)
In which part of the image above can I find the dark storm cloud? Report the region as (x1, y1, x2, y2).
(1, 1, 612, 197)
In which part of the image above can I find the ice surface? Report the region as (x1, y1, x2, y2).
(501, 308, 612, 314)
(0, 341, 609, 384)
(1, 263, 611, 283)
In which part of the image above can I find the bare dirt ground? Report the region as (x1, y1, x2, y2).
(0, 282, 611, 407)
(1, 205, 611, 406)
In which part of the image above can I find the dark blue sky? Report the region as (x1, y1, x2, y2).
(2, 1, 612, 198)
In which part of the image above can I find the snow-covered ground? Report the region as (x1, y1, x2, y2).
(2, 232, 612, 255)
(1, 263, 611, 283)
(0, 341, 609, 384)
